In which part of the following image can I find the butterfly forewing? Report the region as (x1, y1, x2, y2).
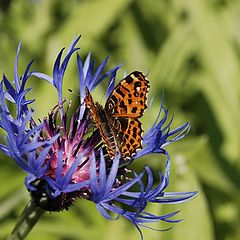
(105, 71, 149, 118)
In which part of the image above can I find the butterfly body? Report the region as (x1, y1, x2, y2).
(94, 102, 121, 157)
(85, 71, 149, 160)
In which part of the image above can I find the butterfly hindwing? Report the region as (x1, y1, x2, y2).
(112, 118, 143, 159)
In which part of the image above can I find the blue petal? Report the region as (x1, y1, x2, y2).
(21, 60, 34, 89)
(77, 54, 85, 101)
(3, 75, 16, 102)
(96, 204, 119, 220)
(31, 72, 53, 84)
(0, 144, 9, 156)
(105, 153, 120, 194)
(99, 150, 107, 193)
(106, 65, 122, 99)
(14, 42, 21, 92)
(53, 36, 80, 106)
(63, 180, 91, 193)
(91, 56, 109, 88)
(83, 52, 92, 80)
(105, 173, 144, 202)
(89, 151, 98, 196)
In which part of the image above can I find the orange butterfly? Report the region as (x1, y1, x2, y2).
(85, 71, 149, 160)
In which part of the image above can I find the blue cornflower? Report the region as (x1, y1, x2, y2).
(0, 36, 197, 239)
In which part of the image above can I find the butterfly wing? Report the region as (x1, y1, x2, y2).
(105, 71, 149, 118)
(112, 118, 143, 159)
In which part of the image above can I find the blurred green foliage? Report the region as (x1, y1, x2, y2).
(0, 0, 239, 239)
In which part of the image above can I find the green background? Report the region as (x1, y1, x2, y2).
(0, 0, 239, 239)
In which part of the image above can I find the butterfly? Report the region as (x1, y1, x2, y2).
(85, 71, 149, 160)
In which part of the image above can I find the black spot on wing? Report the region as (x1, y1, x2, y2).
(134, 81, 141, 89)
(111, 94, 118, 104)
(131, 107, 137, 113)
(125, 76, 133, 83)
(116, 88, 125, 98)
(119, 100, 127, 114)
(130, 138, 135, 144)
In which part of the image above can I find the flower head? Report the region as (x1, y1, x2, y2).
(0, 37, 197, 238)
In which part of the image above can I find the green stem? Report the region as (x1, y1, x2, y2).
(8, 199, 45, 240)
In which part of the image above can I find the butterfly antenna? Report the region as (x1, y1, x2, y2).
(145, 69, 151, 77)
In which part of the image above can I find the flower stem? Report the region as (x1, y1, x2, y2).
(7, 199, 45, 240)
